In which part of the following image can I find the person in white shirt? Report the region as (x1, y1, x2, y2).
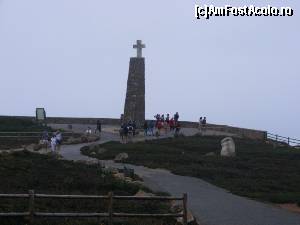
(86, 127, 92, 135)
(55, 131, 63, 151)
(199, 117, 203, 131)
(51, 135, 57, 153)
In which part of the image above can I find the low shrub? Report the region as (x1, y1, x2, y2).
(82, 136, 300, 204)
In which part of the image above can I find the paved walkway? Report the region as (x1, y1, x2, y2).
(59, 131, 300, 225)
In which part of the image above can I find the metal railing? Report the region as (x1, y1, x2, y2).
(267, 132, 300, 146)
(0, 190, 188, 225)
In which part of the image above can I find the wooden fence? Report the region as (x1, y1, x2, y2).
(0, 191, 188, 225)
(267, 132, 300, 147)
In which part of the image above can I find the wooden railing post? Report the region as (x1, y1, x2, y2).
(28, 190, 35, 224)
(183, 193, 188, 225)
(108, 192, 114, 225)
(288, 137, 290, 146)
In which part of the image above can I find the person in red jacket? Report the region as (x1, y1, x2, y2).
(156, 120, 163, 136)
(169, 118, 175, 131)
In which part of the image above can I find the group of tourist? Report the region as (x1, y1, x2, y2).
(143, 112, 181, 136)
(119, 112, 182, 143)
(86, 120, 102, 135)
(119, 120, 137, 143)
(40, 130, 63, 153)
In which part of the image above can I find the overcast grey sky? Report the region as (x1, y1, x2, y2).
(0, 0, 299, 137)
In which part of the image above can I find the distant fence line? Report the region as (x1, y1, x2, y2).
(0, 191, 188, 225)
(0, 130, 299, 147)
(267, 132, 300, 146)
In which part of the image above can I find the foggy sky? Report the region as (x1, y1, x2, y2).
(0, 0, 299, 138)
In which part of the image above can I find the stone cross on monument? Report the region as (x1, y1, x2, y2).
(133, 40, 146, 58)
(123, 40, 146, 127)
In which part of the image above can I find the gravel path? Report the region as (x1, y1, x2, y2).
(59, 131, 300, 225)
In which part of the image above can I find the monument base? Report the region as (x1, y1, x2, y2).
(123, 57, 145, 127)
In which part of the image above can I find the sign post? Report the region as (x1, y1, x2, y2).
(35, 108, 46, 125)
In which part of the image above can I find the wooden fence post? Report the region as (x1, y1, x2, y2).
(288, 137, 290, 146)
(28, 190, 35, 224)
(108, 192, 114, 225)
(183, 193, 188, 225)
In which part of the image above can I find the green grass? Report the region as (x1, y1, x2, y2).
(0, 151, 177, 225)
(81, 135, 300, 204)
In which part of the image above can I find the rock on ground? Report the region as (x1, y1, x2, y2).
(114, 153, 129, 162)
(204, 152, 216, 157)
(220, 137, 236, 157)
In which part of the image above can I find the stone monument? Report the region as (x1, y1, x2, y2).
(123, 40, 146, 127)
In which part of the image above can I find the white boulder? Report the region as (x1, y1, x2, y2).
(220, 137, 236, 157)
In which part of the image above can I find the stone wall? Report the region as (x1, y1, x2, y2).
(0, 116, 267, 140)
(179, 121, 267, 140)
(0, 116, 120, 126)
(47, 117, 120, 125)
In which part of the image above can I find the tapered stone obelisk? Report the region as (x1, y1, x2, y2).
(123, 40, 146, 127)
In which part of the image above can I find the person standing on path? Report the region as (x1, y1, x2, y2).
(169, 118, 175, 132)
(161, 114, 165, 122)
(96, 120, 102, 136)
(143, 121, 148, 136)
(50, 134, 57, 153)
(40, 130, 49, 149)
(132, 121, 137, 136)
(166, 114, 170, 124)
(199, 117, 203, 132)
(55, 131, 63, 151)
(123, 124, 129, 144)
(156, 120, 163, 137)
(148, 120, 154, 136)
(164, 120, 169, 135)
(202, 117, 207, 133)
(174, 112, 179, 123)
